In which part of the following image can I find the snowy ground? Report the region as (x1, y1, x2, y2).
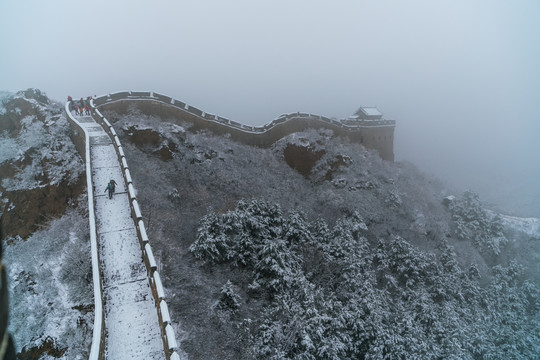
(2, 91, 91, 358)
(499, 213, 540, 239)
(4, 206, 93, 358)
(78, 114, 164, 359)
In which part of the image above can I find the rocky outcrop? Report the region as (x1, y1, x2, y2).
(1, 175, 86, 240)
(283, 144, 324, 177)
(0, 89, 85, 241)
(0, 89, 54, 135)
(16, 336, 67, 360)
(124, 124, 184, 161)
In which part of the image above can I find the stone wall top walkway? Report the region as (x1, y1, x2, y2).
(77, 115, 164, 359)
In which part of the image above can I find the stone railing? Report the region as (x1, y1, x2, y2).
(93, 91, 396, 131)
(90, 100, 181, 360)
(92, 91, 396, 161)
(64, 102, 106, 360)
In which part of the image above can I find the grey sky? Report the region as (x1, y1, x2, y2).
(1, 0, 539, 215)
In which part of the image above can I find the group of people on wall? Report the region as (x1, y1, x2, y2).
(67, 96, 92, 116)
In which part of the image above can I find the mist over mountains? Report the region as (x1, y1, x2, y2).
(1, 89, 539, 358)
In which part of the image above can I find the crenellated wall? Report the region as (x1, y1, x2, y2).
(93, 91, 396, 161)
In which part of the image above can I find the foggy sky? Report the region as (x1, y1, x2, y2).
(1, 0, 539, 216)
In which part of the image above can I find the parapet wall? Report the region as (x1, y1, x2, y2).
(64, 103, 106, 360)
(93, 91, 395, 161)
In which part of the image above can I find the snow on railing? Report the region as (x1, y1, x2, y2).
(92, 90, 396, 135)
(89, 99, 181, 360)
(65, 101, 106, 360)
(91, 90, 396, 161)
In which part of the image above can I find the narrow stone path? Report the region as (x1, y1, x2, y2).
(76, 115, 164, 359)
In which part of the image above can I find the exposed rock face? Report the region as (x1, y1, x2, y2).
(126, 126, 162, 146)
(123, 122, 185, 162)
(155, 144, 176, 161)
(283, 142, 353, 181)
(1, 176, 86, 240)
(16, 337, 67, 360)
(283, 144, 324, 177)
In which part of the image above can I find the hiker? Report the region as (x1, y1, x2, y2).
(104, 180, 115, 199)
(83, 97, 91, 115)
(104, 179, 118, 199)
(104, 182, 114, 199)
(109, 179, 117, 192)
(73, 104, 79, 115)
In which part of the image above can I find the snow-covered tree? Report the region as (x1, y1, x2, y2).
(450, 191, 509, 256)
(191, 199, 540, 359)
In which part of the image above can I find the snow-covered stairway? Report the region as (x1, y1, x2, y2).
(77, 115, 164, 359)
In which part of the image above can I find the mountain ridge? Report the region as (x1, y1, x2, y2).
(1, 89, 539, 359)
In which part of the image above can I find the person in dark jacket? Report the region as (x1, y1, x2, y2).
(105, 182, 114, 199)
(104, 179, 118, 199)
(109, 179, 117, 192)
(104, 179, 117, 199)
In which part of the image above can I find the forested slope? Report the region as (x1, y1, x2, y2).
(106, 106, 540, 359)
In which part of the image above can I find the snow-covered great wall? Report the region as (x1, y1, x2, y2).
(63, 90, 395, 359)
(92, 91, 396, 161)
(65, 100, 180, 360)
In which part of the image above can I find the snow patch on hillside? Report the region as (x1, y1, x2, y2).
(4, 206, 93, 358)
(500, 213, 540, 239)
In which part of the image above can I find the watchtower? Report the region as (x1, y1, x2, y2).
(355, 106, 383, 120)
(342, 106, 395, 161)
